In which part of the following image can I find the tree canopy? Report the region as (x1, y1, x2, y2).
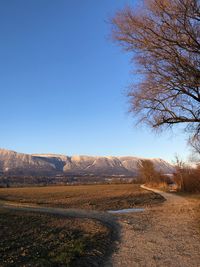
(112, 0, 200, 141)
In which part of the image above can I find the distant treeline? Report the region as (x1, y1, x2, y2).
(0, 174, 137, 188)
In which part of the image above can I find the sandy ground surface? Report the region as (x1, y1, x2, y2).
(108, 186, 200, 267)
(1, 187, 200, 267)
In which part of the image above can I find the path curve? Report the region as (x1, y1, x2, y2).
(141, 184, 189, 205)
(109, 185, 200, 267)
(0, 201, 119, 231)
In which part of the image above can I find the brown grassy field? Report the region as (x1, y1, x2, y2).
(0, 184, 164, 210)
(0, 208, 114, 267)
(177, 193, 200, 231)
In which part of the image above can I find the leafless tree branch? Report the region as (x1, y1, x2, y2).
(111, 0, 200, 140)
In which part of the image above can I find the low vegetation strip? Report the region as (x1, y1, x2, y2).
(0, 184, 165, 210)
(0, 208, 115, 267)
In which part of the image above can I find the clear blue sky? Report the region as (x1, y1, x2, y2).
(0, 0, 189, 162)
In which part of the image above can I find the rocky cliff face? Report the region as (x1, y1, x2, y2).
(0, 148, 174, 176)
(0, 149, 54, 173)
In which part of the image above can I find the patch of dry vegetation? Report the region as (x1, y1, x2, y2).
(173, 165, 200, 193)
(176, 193, 200, 232)
(0, 208, 114, 267)
(0, 184, 164, 210)
(137, 160, 171, 188)
(138, 159, 200, 194)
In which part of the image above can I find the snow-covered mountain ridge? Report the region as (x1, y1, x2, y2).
(0, 148, 174, 176)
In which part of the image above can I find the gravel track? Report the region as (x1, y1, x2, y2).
(108, 186, 200, 267)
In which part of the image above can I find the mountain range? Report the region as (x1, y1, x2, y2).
(0, 148, 174, 176)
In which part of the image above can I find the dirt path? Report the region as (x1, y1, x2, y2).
(108, 186, 200, 267)
(0, 201, 118, 231)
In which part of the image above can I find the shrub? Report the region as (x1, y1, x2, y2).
(173, 165, 200, 193)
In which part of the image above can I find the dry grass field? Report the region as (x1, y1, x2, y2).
(0, 208, 114, 267)
(0, 184, 164, 210)
(179, 193, 200, 231)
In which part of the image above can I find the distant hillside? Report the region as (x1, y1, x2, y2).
(0, 148, 174, 177)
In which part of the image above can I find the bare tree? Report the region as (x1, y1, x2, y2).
(173, 155, 200, 191)
(138, 159, 159, 183)
(172, 154, 186, 190)
(188, 136, 200, 161)
(111, 0, 200, 139)
(189, 136, 200, 153)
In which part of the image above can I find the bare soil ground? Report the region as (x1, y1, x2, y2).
(108, 186, 200, 267)
(0, 184, 164, 210)
(0, 208, 116, 267)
